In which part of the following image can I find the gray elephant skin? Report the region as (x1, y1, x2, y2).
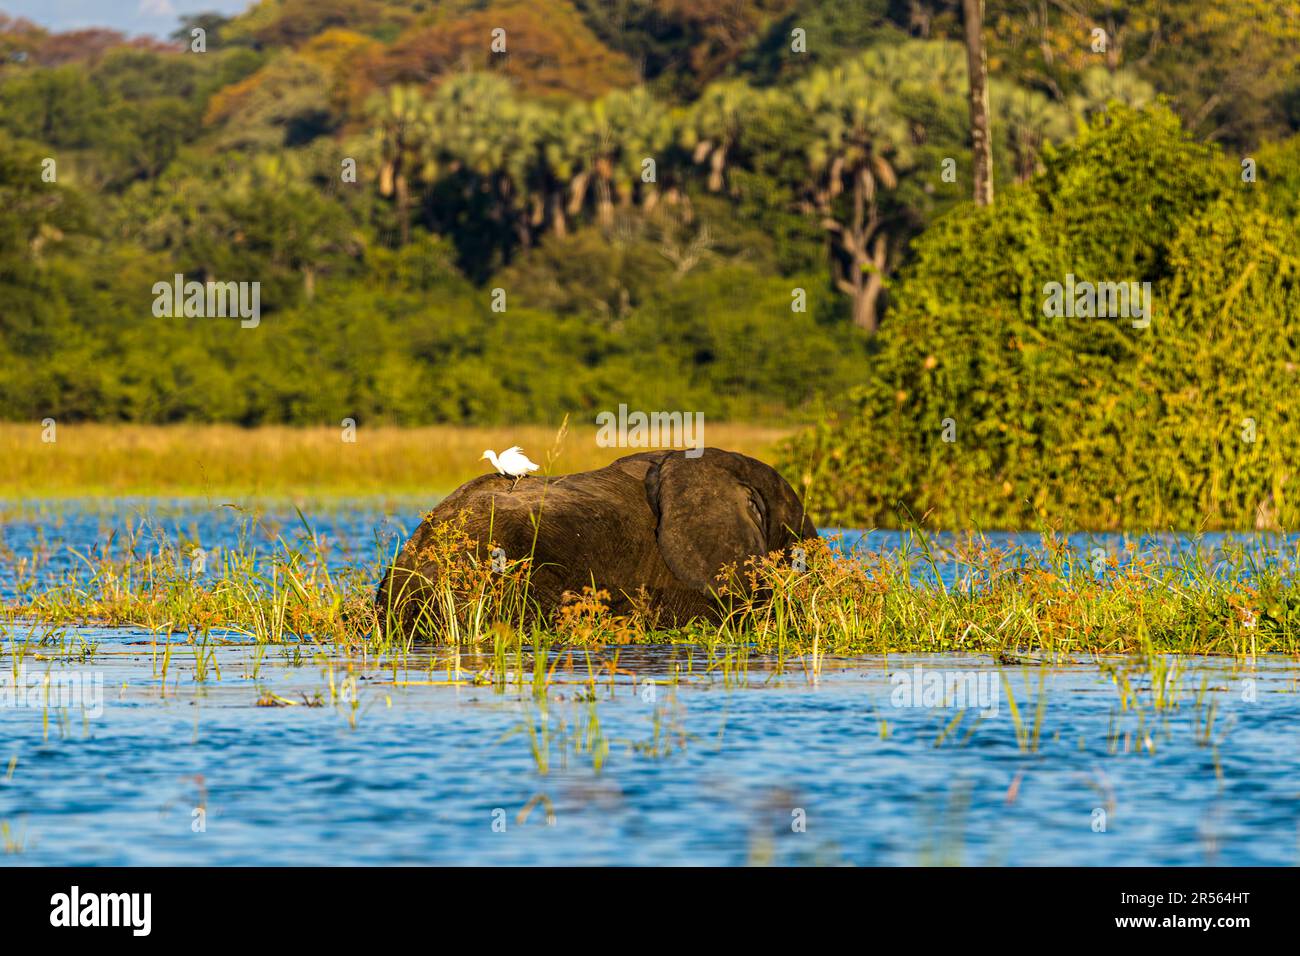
(374, 448, 818, 635)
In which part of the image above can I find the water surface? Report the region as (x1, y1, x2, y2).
(1, 499, 1296, 866)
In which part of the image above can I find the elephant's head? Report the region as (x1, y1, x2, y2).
(642, 448, 817, 593)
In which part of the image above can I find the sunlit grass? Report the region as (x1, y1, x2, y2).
(0, 422, 792, 499)
(6, 507, 1300, 658)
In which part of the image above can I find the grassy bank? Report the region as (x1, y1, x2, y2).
(0, 422, 792, 499)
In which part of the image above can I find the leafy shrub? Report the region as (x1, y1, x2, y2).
(783, 107, 1300, 531)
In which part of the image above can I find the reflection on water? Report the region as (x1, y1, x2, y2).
(1, 500, 1298, 865)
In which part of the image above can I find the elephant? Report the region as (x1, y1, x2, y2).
(374, 447, 818, 636)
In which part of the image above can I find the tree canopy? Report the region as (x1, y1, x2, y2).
(0, 1, 1297, 453)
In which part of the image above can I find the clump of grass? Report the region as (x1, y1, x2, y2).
(716, 532, 1300, 657)
(3, 508, 378, 648)
(1, 820, 27, 854)
(372, 511, 547, 649)
(553, 587, 650, 645)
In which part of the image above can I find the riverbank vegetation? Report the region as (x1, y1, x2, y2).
(783, 108, 1300, 531)
(6, 512, 1297, 658)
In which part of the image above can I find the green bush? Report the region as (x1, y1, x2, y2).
(783, 107, 1300, 531)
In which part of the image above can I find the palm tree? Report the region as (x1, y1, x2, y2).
(991, 80, 1072, 182)
(1068, 66, 1156, 119)
(538, 104, 585, 237)
(369, 85, 431, 246)
(857, 40, 967, 99)
(799, 68, 910, 333)
(563, 87, 670, 228)
(425, 73, 546, 249)
(681, 80, 765, 193)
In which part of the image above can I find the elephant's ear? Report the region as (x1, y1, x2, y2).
(646, 453, 766, 592)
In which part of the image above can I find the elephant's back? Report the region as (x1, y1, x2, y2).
(425, 466, 671, 602)
(441, 467, 656, 554)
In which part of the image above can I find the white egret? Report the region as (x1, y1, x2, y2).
(481, 446, 539, 491)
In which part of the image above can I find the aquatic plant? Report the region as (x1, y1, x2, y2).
(8, 507, 1300, 660)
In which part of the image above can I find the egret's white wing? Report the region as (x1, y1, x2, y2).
(497, 448, 536, 477)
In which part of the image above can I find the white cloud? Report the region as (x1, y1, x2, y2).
(138, 0, 177, 16)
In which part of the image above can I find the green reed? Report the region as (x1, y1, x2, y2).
(7, 507, 1300, 660)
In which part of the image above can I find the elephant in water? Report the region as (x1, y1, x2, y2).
(374, 448, 817, 636)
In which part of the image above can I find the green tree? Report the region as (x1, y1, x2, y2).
(797, 57, 912, 331)
(783, 106, 1240, 528)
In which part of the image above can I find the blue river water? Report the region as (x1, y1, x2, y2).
(0, 499, 1297, 866)
(4, 496, 1296, 589)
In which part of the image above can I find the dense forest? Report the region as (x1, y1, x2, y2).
(3, 0, 1300, 526)
(3, 0, 1297, 430)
